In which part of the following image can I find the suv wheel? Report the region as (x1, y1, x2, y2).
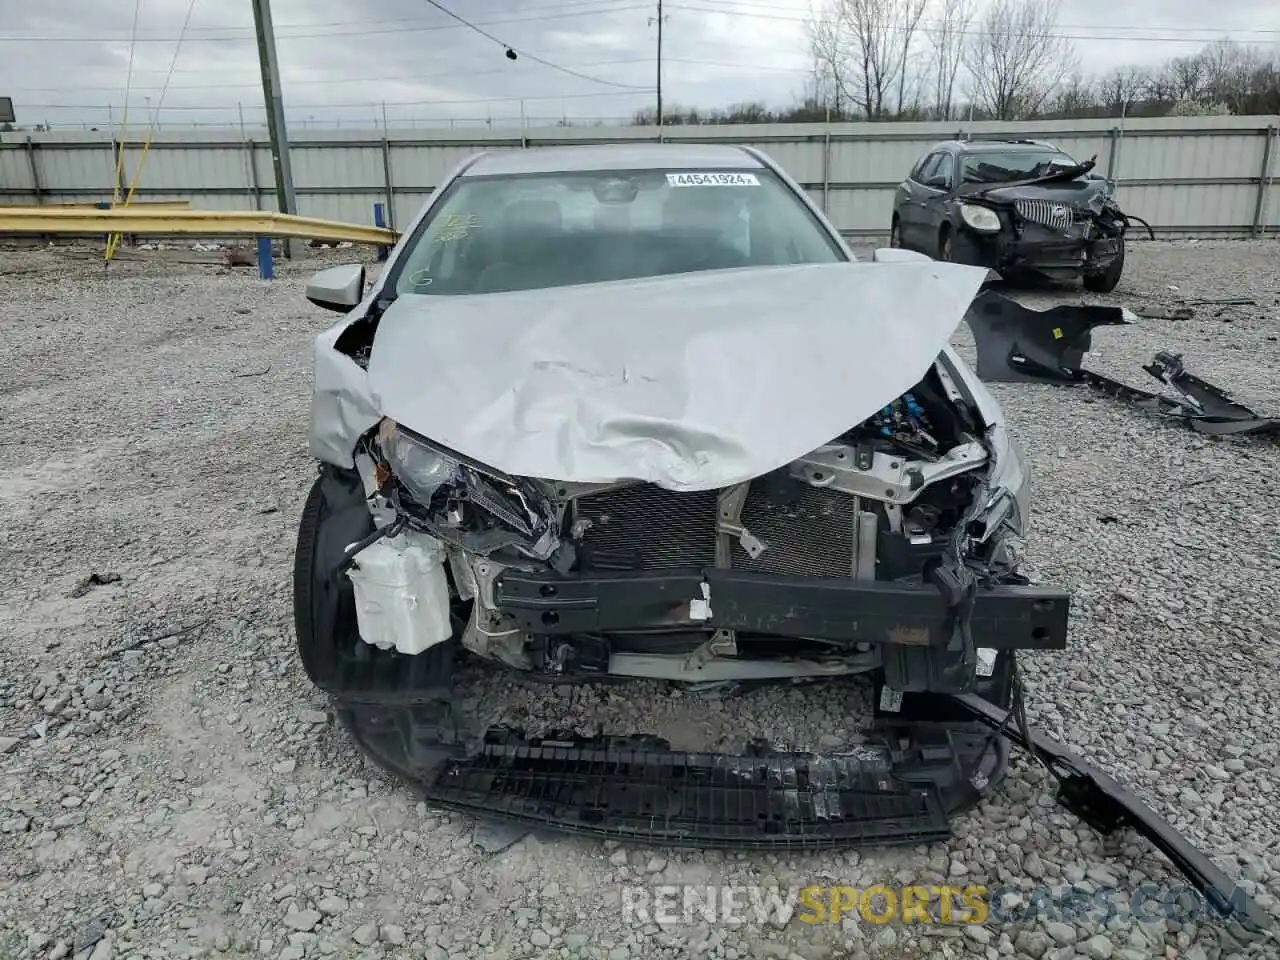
(938, 226, 955, 262)
(1083, 237, 1125, 293)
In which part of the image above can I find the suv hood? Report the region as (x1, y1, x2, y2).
(360, 262, 989, 490)
(972, 178, 1111, 206)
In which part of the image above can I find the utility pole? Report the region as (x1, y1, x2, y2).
(648, 0, 665, 131)
(251, 0, 298, 254)
(656, 0, 664, 130)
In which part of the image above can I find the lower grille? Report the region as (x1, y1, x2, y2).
(575, 481, 857, 577)
(1015, 198, 1074, 232)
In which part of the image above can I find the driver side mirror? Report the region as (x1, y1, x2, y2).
(306, 264, 366, 313)
(925, 175, 951, 190)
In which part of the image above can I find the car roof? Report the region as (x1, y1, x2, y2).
(927, 139, 1063, 154)
(462, 142, 765, 177)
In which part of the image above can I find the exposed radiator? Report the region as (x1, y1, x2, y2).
(574, 480, 858, 577)
(1015, 198, 1075, 233)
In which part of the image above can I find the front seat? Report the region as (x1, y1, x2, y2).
(475, 200, 565, 293)
(659, 190, 748, 275)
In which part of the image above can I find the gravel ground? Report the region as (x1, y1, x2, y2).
(1, 239, 1278, 960)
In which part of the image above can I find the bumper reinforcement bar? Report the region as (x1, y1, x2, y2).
(493, 569, 1069, 650)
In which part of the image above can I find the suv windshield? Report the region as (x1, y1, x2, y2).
(390, 168, 845, 296)
(961, 150, 1079, 184)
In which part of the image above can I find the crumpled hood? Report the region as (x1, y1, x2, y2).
(365, 261, 989, 491)
(970, 178, 1110, 207)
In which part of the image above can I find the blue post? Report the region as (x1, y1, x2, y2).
(257, 236, 274, 280)
(373, 202, 389, 262)
(98, 200, 111, 246)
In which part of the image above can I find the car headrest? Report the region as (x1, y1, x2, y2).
(502, 200, 563, 232)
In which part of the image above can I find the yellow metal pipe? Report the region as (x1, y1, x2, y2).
(0, 208, 398, 246)
(45, 200, 192, 209)
(106, 129, 159, 261)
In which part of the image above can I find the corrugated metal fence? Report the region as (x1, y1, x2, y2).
(2, 115, 1277, 239)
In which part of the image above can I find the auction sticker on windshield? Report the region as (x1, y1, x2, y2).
(666, 172, 760, 187)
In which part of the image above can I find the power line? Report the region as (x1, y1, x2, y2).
(0, 3, 649, 44)
(419, 0, 652, 89)
(670, 1, 1280, 43)
(2, 56, 810, 96)
(7, 58, 663, 94)
(689, 0, 1280, 36)
(22, 89, 655, 112)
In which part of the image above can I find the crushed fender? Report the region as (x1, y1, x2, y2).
(964, 291, 1279, 438)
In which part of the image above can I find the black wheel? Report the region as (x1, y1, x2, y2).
(293, 469, 373, 692)
(938, 225, 954, 262)
(1083, 236, 1125, 293)
(889, 216, 902, 248)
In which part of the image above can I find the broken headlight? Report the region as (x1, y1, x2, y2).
(959, 203, 1002, 233)
(378, 419, 460, 506)
(980, 425, 1030, 543)
(375, 420, 559, 559)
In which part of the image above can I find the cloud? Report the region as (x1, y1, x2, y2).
(1, 0, 1277, 130)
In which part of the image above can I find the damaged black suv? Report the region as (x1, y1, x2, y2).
(891, 139, 1147, 291)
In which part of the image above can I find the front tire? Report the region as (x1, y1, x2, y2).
(937, 225, 955, 262)
(1083, 236, 1125, 293)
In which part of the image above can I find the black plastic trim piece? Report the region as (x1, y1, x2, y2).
(950, 693, 1272, 934)
(494, 569, 1069, 650)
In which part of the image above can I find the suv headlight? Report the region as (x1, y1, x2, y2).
(959, 203, 1002, 233)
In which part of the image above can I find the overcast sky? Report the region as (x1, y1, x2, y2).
(2, 0, 1278, 131)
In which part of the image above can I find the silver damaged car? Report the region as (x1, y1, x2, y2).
(289, 143, 1266, 930)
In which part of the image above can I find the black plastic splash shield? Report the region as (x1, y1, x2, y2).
(963, 289, 1132, 383)
(964, 292, 1279, 438)
(340, 700, 1006, 850)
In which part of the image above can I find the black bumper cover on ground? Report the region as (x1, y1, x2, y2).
(335, 691, 1269, 934)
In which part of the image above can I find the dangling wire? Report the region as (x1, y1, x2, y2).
(109, 0, 143, 211)
(106, 0, 199, 263)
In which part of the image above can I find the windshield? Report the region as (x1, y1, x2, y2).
(961, 150, 1080, 184)
(388, 168, 845, 296)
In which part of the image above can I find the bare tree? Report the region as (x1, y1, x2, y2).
(893, 0, 931, 115)
(961, 0, 1076, 120)
(1167, 54, 1208, 102)
(1098, 65, 1149, 117)
(927, 0, 975, 120)
(806, 8, 851, 116)
(806, 0, 933, 120)
(1051, 71, 1096, 117)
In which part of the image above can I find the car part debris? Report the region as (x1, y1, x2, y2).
(964, 289, 1134, 383)
(68, 571, 122, 598)
(965, 292, 1279, 437)
(953, 692, 1271, 935)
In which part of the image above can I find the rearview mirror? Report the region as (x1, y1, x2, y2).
(306, 264, 366, 313)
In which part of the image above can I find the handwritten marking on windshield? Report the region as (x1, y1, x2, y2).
(433, 213, 481, 243)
